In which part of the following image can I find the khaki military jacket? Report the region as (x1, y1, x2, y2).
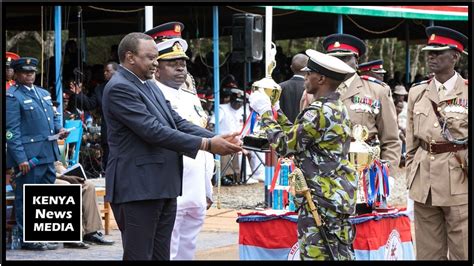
(406, 75, 468, 206)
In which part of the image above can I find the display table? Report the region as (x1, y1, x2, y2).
(237, 209, 414, 260)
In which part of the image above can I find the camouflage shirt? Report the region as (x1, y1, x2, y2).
(261, 91, 357, 214)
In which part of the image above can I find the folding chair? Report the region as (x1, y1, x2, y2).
(245, 151, 265, 182)
(64, 120, 84, 167)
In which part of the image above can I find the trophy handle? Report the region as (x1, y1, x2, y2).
(352, 124, 370, 142)
(267, 42, 277, 76)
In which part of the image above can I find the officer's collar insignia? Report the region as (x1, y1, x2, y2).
(6, 131, 13, 140)
(174, 24, 181, 33)
(334, 41, 340, 47)
(430, 34, 436, 41)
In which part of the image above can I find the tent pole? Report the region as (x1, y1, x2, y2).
(338, 14, 343, 33)
(264, 6, 275, 209)
(55, 6, 63, 127)
(145, 6, 153, 31)
(212, 6, 223, 209)
(405, 22, 411, 86)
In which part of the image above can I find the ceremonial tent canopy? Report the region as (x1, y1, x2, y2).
(4, 5, 469, 127)
(5, 5, 468, 41)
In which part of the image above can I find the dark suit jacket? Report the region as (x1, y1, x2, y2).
(102, 66, 215, 204)
(279, 75, 305, 123)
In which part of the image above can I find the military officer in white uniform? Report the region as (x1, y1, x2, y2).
(153, 38, 214, 260)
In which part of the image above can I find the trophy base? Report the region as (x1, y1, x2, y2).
(242, 136, 271, 153)
(373, 207, 397, 214)
(355, 203, 373, 215)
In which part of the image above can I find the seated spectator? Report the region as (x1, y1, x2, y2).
(54, 161, 115, 247)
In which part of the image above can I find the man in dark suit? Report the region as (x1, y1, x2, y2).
(102, 32, 241, 261)
(69, 61, 119, 172)
(278, 53, 308, 122)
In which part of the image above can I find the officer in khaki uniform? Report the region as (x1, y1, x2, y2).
(301, 34, 400, 172)
(357, 59, 387, 84)
(406, 26, 468, 260)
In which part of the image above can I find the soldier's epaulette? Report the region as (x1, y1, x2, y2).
(181, 85, 197, 95)
(6, 85, 18, 94)
(309, 101, 322, 108)
(181, 74, 197, 95)
(360, 75, 386, 86)
(411, 79, 432, 88)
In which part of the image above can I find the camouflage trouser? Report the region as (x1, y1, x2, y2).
(297, 203, 355, 260)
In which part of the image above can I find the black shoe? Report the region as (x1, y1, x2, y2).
(221, 176, 234, 186)
(64, 242, 90, 249)
(46, 242, 59, 250)
(21, 242, 48, 251)
(83, 231, 115, 245)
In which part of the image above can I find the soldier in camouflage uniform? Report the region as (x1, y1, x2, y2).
(250, 49, 357, 260)
(300, 34, 400, 174)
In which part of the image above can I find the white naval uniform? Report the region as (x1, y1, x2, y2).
(155, 80, 214, 260)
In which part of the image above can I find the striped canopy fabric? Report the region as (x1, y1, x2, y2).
(273, 6, 468, 21)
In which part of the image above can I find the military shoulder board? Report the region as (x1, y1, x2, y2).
(309, 101, 322, 108)
(411, 79, 432, 88)
(181, 74, 197, 95)
(6, 85, 18, 94)
(360, 75, 383, 85)
(181, 84, 197, 95)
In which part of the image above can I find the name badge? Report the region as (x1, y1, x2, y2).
(43, 96, 51, 100)
(302, 110, 317, 122)
(24, 99, 33, 104)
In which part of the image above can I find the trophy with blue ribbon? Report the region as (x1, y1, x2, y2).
(349, 124, 390, 212)
(242, 43, 282, 152)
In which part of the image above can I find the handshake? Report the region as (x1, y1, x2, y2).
(201, 132, 243, 156)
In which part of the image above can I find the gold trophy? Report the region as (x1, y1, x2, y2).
(348, 125, 378, 205)
(243, 43, 282, 152)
